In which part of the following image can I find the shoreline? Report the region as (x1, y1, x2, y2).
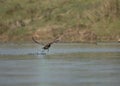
(0, 40, 119, 45)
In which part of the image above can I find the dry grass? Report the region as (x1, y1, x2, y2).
(0, 0, 120, 42)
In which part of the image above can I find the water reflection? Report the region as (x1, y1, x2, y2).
(0, 43, 120, 86)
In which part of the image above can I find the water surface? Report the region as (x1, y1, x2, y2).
(0, 43, 120, 86)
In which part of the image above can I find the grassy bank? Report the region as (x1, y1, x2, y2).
(0, 0, 120, 42)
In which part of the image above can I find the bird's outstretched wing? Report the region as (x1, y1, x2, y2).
(32, 36, 44, 45)
(32, 32, 63, 45)
(49, 36, 61, 44)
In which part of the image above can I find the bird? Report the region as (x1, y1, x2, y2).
(32, 36, 60, 52)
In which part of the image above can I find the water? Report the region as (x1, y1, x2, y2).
(0, 43, 120, 86)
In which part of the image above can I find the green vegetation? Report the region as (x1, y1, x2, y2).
(0, 0, 120, 42)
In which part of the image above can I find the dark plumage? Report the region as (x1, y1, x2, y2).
(42, 42, 52, 51)
(32, 36, 59, 51)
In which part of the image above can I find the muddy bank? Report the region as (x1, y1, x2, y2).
(0, 27, 119, 43)
(32, 28, 119, 43)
